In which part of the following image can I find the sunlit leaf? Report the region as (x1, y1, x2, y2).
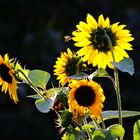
(133, 119, 140, 140)
(27, 94, 42, 99)
(111, 58, 134, 75)
(82, 124, 95, 130)
(61, 129, 86, 140)
(106, 124, 125, 139)
(28, 69, 51, 89)
(92, 129, 105, 139)
(93, 124, 125, 140)
(46, 88, 61, 97)
(102, 110, 140, 121)
(35, 93, 57, 113)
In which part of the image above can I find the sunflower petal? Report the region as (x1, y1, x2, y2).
(86, 13, 98, 29)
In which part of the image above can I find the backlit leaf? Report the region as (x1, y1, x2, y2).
(111, 58, 134, 75)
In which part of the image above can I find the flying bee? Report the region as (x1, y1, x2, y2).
(64, 35, 72, 42)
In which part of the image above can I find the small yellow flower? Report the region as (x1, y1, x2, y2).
(72, 14, 134, 69)
(54, 48, 86, 86)
(0, 54, 18, 103)
(68, 79, 105, 120)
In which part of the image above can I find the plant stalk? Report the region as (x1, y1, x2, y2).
(17, 69, 45, 99)
(105, 32, 122, 126)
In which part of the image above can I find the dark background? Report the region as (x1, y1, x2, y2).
(0, 0, 140, 139)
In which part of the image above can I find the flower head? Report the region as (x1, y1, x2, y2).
(0, 54, 18, 103)
(72, 14, 134, 69)
(54, 48, 86, 86)
(68, 79, 105, 120)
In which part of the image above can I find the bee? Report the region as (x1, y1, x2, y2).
(64, 35, 72, 42)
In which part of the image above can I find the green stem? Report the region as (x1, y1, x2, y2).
(92, 118, 101, 129)
(17, 69, 45, 99)
(114, 68, 122, 125)
(100, 114, 106, 129)
(84, 119, 93, 140)
(105, 32, 122, 126)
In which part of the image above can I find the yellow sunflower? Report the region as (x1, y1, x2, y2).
(72, 14, 134, 69)
(0, 54, 18, 103)
(68, 79, 105, 120)
(54, 48, 86, 86)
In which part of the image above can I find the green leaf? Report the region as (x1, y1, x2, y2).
(62, 129, 86, 140)
(93, 124, 125, 140)
(28, 69, 51, 89)
(111, 58, 134, 75)
(88, 69, 109, 80)
(82, 124, 95, 130)
(102, 110, 140, 121)
(133, 119, 140, 140)
(35, 93, 57, 113)
(92, 129, 106, 139)
(69, 72, 88, 80)
(46, 88, 61, 97)
(107, 124, 125, 139)
(27, 94, 42, 99)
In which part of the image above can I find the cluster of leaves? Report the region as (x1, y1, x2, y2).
(16, 57, 140, 140)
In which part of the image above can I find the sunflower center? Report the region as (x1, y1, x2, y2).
(0, 64, 12, 83)
(74, 86, 95, 107)
(91, 27, 116, 52)
(65, 56, 85, 76)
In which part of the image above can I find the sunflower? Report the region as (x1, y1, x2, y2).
(72, 14, 134, 69)
(54, 48, 86, 86)
(0, 54, 18, 103)
(68, 79, 105, 120)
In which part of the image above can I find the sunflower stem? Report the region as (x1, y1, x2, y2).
(100, 114, 106, 129)
(104, 32, 123, 126)
(92, 118, 101, 129)
(83, 118, 93, 140)
(114, 69, 122, 124)
(17, 69, 45, 99)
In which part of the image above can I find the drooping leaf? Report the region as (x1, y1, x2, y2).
(102, 110, 140, 121)
(28, 69, 51, 89)
(133, 119, 140, 140)
(35, 88, 62, 113)
(69, 72, 88, 80)
(111, 58, 134, 75)
(35, 92, 57, 113)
